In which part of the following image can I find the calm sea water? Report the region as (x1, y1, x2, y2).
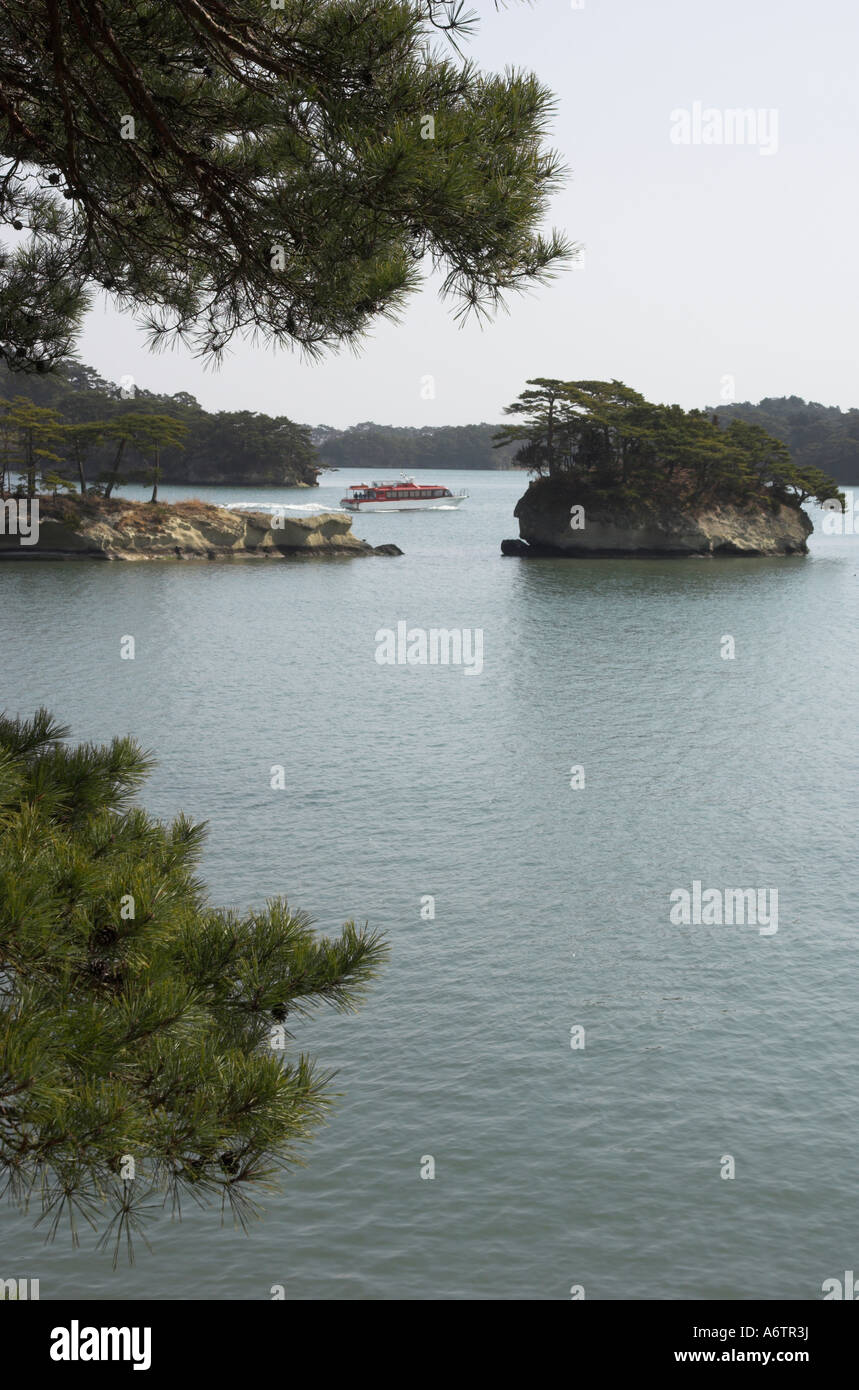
(1, 468, 857, 1300)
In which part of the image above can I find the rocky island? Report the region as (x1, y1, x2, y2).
(0, 496, 401, 561)
(496, 379, 840, 559)
(504, 478, 813, 557)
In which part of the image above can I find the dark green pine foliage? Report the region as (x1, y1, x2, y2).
(0, 360, 322, 491)
(315, 420, 519, 472)
(0, 1, 571, 370)
(707, 395, 859, 487)
(495, 379, 844, 510)
(0, 711, 387, 1260)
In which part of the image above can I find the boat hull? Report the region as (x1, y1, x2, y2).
(341, 496, 467, 511)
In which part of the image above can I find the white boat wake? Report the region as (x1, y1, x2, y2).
(224, 501, 343, 516)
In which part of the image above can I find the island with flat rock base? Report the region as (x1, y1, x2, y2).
(503, 481, 813, 557)
(0, 496, 402, 561)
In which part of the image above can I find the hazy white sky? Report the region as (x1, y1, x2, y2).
(78, 0, 859, 426)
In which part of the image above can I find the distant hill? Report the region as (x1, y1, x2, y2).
(0, 359, 520, 486)
(311, 422, 519, 472)
(0, 360, 320, 487)
(708, 396, 859, 485)
(323, 400, 859, 483)
(5, 363, 853, 490)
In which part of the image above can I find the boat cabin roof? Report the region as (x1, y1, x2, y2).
(348, 479, 439, 490)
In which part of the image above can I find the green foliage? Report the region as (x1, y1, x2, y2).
(0, 712, 387, 1259)
(100, 413, 188, 501)
(315, 420, 518, 471)
(0, 359, 320, 491)
(0, 396, 63, 495)
(40, 469, 76, 497)
(709, 395, 859, 486)
(0, 1, 571, 370)
(495, 378, 843, 511)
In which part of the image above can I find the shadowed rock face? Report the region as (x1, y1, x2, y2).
(504, 479, 813, 557)
(0, 499, 402, 561)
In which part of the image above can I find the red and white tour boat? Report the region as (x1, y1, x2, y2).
(340, 476, 468, 511)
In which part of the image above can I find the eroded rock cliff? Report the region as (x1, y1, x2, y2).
(0, 497, 401, 561)
(503, 478, 812, 557)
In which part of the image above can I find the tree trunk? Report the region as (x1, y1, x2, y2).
(546, 397, 556, 477)
(76, 449, 87, 495)
(104, 437, 126, 498)
(25, 433, 35, 498)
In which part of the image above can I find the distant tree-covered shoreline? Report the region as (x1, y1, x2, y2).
(0, 359, 525, 493)
(0, 359, 320, 493)
(313, 422, 520, 473)
(707, 395, 859, 485)
(4, 360, 856, 496)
